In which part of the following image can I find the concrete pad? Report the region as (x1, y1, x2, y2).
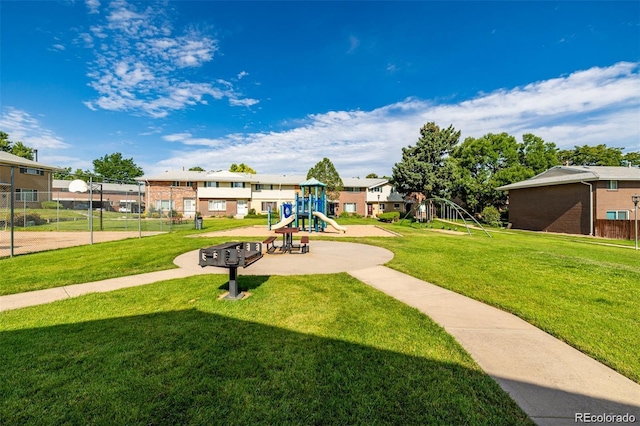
(348, 266, 640, 426)
(174, 240, 394, 276)
(190, 224, 399, 238)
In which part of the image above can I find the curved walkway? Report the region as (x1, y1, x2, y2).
(1, 240, 638, 425)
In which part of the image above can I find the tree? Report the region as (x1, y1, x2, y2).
(229, 163, 256, 174)
(189, 166, 205, 171)
(518, 133, 560, 175)
(0, 131, 35, 160)
(366, 173, 379, 178)
(623, 152, 640, 167)
(451, 133, 536, 212)
(558, 144, 624, 166)
(92, 153, 143, 182)
(391, 122, 460, 199)
(0, 132, 12, 152)
(306, 157, 344, 201)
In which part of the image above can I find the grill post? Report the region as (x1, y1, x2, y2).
(226, 266, 242, 300)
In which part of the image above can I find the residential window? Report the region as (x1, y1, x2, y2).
(262, 201, 277, 212)
(255, 184, 262, 191)
(606, 180, 618, 190)
(155, 200, 174, 211)
(343, 203, 356, 213)
(204, 182, 219, 188)
(394, 203, 401, 209)
(606, 210, 628, 220)
(344, 187, 361, 192)
(208, 200, 226, 211)
(19, 167, 44, 176)
(186, 181, 194, 187)
(16, 189, 38, 202)
(232, 182, 245, 188)
(379, 203, 386, 211)
(368, 186, 382, 193)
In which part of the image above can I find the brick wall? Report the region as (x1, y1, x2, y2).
(337, 190, 367, 216)
(508, 183, 591, 235)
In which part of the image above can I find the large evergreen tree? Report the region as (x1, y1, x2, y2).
(391, 122, 460, 199)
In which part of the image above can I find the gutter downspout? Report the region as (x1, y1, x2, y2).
(580, 181, 593, 236)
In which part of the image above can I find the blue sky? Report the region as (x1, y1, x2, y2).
(1, 0, 639, 178)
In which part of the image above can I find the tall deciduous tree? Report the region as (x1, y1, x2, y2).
(92, 153, 143, 182)
(558, 144, 624, 166)
(391, 122, 460, 199)
(518, 133, 560, 175)
(229, 163, 256, 174)
(307, 157, 344, 201)
(451, 133, 538, 212)
(0, 131, 35, 160)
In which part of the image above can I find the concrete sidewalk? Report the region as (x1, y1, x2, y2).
(349, 266, 640, 426)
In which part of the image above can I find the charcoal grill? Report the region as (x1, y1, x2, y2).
(199, 241, 263, 300)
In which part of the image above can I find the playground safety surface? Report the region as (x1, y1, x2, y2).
(191, 224, 399, 238)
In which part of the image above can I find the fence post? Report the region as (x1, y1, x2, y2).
(10, 166, 14, 257)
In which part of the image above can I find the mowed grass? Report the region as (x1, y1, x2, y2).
(0, 274, 532, 425)
(364, 223, 640, 383)
(2, 217, 638, 384)
(0, 217, 264, 295)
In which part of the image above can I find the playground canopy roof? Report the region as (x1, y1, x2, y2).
(299, 178, 326, 187)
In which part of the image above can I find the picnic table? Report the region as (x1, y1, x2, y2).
(275, 227, 299, 253)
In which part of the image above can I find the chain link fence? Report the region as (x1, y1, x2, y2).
(1, 181, 196, 258)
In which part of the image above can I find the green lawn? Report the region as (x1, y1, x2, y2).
(362, 223, 640, 383)
(1, 216, 638, 395)
(0, 274, 532, 425)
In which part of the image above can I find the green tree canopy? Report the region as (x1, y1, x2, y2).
(0, 131, 35, 160)
(306, 157, 344, 201)
(518, 133, 560, 175)
(229, 163, 256, 174)
(623, 152, 640, 167)
(366, 173, 379, 178)
(92, 153, 143, 182)
(558, 144, 624, 166)
(189, 166, 205, 172)
(391, 122, 460, 199)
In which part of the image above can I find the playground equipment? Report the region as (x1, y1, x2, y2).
(268, 178, 347, 233)
(401, 197, 491, 238)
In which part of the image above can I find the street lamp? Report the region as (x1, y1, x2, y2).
(377, 193, 381, 217)
(632, 194, 639, 251)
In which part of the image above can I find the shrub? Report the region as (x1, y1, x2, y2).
(481, 206, 502, 227)
(13, 213, 46, 227)
(378, 212, 400, 223)
(41, 201, 62, 209)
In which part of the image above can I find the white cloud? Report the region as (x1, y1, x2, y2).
(237, 71, 249, 80)
(51, 43, 66, 51)
(83, 0, 257, 117)
(0, 108, 71, 151)
(86, 0, 100, 14)
(146, 62, 639, 178)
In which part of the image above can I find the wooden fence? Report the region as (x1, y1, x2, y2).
(595, 219, 640, 240)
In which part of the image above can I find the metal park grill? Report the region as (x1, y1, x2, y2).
(199, 241, 263, 300)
